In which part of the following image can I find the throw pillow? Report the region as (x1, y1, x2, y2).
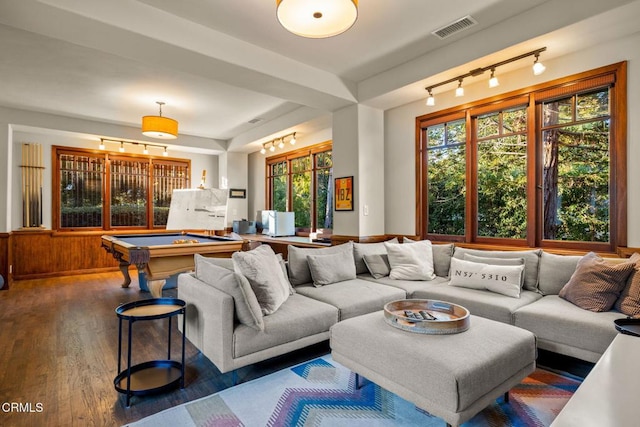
(384, 240, 436, 281)
(403, 237, 453, 278)
(463, 253, 525, 287)
(559, 252, 636, 312)
(353, 238, 398, 275)
(452, 247, 542, 292)
(307, 251, 357, 286)
(232, 245, 291, 315)
(537, 252, 582, 295)
(287, 242, 354, 285)
(194, 254, 264, 331)
(363, 254, 391, 279)
(449, 257, 525, 298)
(614, 253, 640, 317)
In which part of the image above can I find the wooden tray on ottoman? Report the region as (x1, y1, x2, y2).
(384, 299, 470, 334)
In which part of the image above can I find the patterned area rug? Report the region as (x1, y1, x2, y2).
(124, 355, 581, 427)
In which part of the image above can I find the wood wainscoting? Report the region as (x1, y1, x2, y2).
(0, 232, 8, 289)
(10, 230, 118, 281)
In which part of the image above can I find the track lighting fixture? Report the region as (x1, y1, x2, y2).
(260, 132, 298, 154)
(424, 47, 546, 106)
(99, 138, 168, 156)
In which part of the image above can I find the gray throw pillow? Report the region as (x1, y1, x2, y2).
(194, 254, 264, 331)
(287, 242, 354, 285)
(559, 252, 635, 312)
(353, 238, 398, 274)
(232, 245, 292, 315)
(363, 254, 391, 279)
(307, 251, 357, 286)
(538, 251, 582, 295)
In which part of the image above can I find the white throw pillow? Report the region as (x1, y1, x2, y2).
(449, 257, 525, 298)
(384, 241, 436, 281)
(232, 245, 292, 315)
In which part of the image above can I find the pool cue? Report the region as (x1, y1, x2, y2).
(21, 144, 26, 227)
(37, 143, 43, 226)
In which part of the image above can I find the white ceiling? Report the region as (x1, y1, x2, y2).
(0, 0, 638, 153)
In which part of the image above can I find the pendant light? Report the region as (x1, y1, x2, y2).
(142, 101, 178, 139)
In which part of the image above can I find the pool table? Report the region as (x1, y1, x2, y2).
(101, 232, 246, 296)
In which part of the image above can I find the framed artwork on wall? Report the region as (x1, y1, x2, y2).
(229, 188, 246, 199)
(335, 176, 354, 211)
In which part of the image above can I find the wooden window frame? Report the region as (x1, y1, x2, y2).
(265, 141, 332, 232)
(52, 146, 190, 231)
(416, 62, 627, 253)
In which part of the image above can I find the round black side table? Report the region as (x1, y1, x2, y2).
(114, 298, 186, 407)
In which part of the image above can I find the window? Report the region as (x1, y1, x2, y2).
(417, 62, 626, 252)
(266, 141, 333, 232)
(54, 147, 190, 230)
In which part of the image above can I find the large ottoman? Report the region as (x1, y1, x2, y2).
(330, 311, 536, 427)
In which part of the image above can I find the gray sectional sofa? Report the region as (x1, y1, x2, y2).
(178, 239, 633, 378)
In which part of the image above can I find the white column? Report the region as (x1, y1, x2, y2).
(332, 104, 385, 238)
(218, 151, 249, 228)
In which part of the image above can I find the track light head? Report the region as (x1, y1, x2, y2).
(455, 79, 464, 97)
(533, 53, 546, 75)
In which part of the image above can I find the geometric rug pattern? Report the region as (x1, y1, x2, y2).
(123, 355, 581, 427)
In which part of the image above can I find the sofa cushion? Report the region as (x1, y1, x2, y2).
(538, 252, 582, 295)
(232, 245, 292, 315)
(559, 252, 635, 312)
(194, 254, 264, 331)
(295, 278, 406, 321)
(453, 247, 541, 292)
(514, 295, 626, 356)
(287, 242, 354, 286)
(363, 254, 391, 279)
(353, 238, 398, 275)
(449, 257, 525, 298)
(360, 274, 449, 298)
(233, 294, 339, 358)
(615, 254, 640, 317)
(413, 283, 542, 325)
(385, 240, 436, 281)
(307, 250, 357, 286)
(403, 237, 454, 278)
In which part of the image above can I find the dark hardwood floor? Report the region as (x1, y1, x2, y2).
(0, 272, 329, 427)
(0, 271, 593, 427)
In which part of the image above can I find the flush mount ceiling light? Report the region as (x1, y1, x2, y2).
(142, 101, 178, 139)
(276, 0, 358, 38)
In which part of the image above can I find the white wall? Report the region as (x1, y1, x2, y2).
(6, 130, 218, 230)
(385, 31, 640, 246)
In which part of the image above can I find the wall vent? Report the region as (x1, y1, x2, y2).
(432, 15, 478, 39)
(248, 117, 264, 124)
